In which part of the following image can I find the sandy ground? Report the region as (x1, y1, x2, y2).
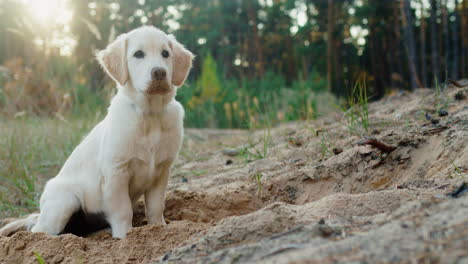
(0, 84, 467, 263)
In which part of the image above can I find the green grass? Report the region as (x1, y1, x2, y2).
(450, 162, 466, 182)
(339, 80, 370, 135)
(319, 133, 334, 160)
(235, 129, 272, 164)
(177, 70, 329, 129)
(251, 172, 263, 195)
(34, 251, 46, 264)
(0, 115, 100, 218)
(434, 75, 450, 113)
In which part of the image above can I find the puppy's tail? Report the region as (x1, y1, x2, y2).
(0, 213, 39, 237)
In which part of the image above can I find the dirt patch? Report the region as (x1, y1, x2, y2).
(164, 188, 262, 223)
(162, 195, 468, 264)
(0, 220, 209, 264)
(0, 85, 467, 263)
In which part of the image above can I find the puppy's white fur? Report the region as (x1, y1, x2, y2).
(0, 26, 194, 238)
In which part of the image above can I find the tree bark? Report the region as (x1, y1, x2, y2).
(327, 0, 334, 92)
(442, 0, 449, 78)
(302, 2, 314, 80)
(401, 0, 420, 89)
(420, 0, 428, 87)
(451, 0, 459, 80)
(393, 1, 405, 89)
(247, 2, 264, 77)
(334, 35, 343, 96)
(460, 0, 467, 78)
(369, 19, 385, 97)
(285, 35, 296, 83)
(430, 0, 439, 85)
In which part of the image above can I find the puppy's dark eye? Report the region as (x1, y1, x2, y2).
(161, 50, 170, 58)
(134, 50, 145, 58)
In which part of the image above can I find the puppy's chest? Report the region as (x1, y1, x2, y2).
(127, 129, 162, 196)
(131, 123, 164, 173)
(127, 118, 178, 193)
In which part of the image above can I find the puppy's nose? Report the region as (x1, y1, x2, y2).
(151, 67, 166, 81)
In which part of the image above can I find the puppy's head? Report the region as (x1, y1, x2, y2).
(97, 26, 194, 96)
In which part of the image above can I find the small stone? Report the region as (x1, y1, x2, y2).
(222, 148, 241, 157)
(358, 146, 373, 155)
(454, 90, 466, 100)
(438, 109, 448, 117)
(315, 222, 335, 238)
(332, 148, 343, 155)
(447, 182, 468, 198)
(51, 255, 65, 264)
(14, 242, 25, 250)
(431, 119, 440, 124)
(288, 137, 303, 147)
(181, 177, 188, 183)
(425, 112, 432, 121)
(225, 159, 233, 165)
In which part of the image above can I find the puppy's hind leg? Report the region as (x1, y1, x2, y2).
(32, 190, 80, 235)
(0, 214, 39, 236)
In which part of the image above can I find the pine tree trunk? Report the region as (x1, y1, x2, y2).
(369, 19, 385, 97)
(451, 0, 459, 80)
(401, 0, 420, 89)
(327, 0, 334, 92)
(302, 2, 314, 80)
(420, 0, 428, 87)
(333, 1, 345, 96)
(393, 1, 405, 88)
(442, 0, 449, 79)
(334, 35, 343, 96)
(460, 0, 467, 78)
(430, 0, 439, 85)
(247, 3, 264, 77)
(286, 35, 296, 83)
(301, 56, 309, 80)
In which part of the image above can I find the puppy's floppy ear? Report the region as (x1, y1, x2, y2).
(97, 33, 129, 86)
(168, 35, 194, 86)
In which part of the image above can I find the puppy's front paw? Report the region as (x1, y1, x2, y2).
(111, 225, 132, 238)
(148, 216, 166, 226)
(112, 230, 131, 239)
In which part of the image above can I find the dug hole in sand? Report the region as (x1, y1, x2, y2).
(1, 85, 467, 263)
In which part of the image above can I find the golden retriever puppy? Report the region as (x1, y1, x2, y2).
(0, 26, 194, 238)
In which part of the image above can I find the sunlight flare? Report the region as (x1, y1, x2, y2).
(22, 0, 72, 25)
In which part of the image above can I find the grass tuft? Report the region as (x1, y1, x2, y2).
(252, 172, 263, 195)
(34, 251, 46, 264)
(340, 79, 370, 135)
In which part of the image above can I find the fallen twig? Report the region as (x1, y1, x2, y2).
(356, 137, 396, 153)
(420, 125, 449, 135)
(260, 244, 305, 259)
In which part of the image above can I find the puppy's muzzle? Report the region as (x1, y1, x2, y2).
(151, 67, 166, 81)
(147, 67, 170, 95)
